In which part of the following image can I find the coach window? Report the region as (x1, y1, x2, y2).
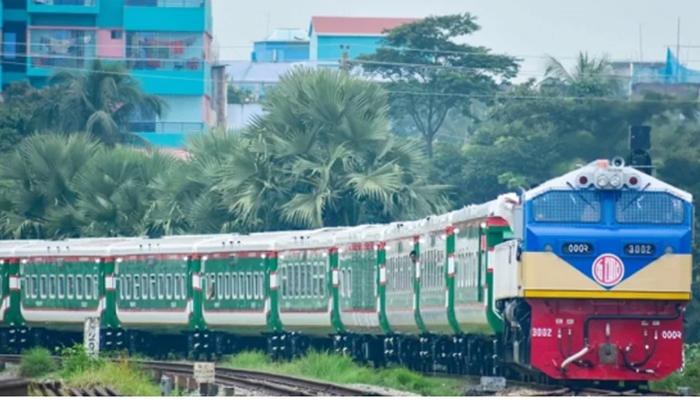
(231, 273, 238, 299)
(224, 273, 231, 299)
(76, 275, 84, 300)
(125, 275, 132, 300)
(245, 272, 253, 300)
(141, 274, 148, 299)
(166, 274, 173, 299)
(58, 275, 65, 299)
(66, 275, 74, 299)
(216, 273, 223, 300)
(133, 275, 140, 300)
(157, 274, 164, 299)
(40, 275, 47, 299)
(286, 265, 293, 298)
(174, 274, 181, 299)
(85, 275, 93, 299)
(237, 272, 243, 299)
(94, 275, 99, 298)
(181, 274, 187, 298)
(49, 275, 56, 298)
(150, 275, 156, 300)
(307, 264, 313, 297)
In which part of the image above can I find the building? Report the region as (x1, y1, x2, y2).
(611, 49, 700, 100)
(251, 28, 309, 63)
(1, 0, 218, 148)
(308, 16, 419, 62)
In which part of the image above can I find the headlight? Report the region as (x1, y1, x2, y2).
(609, 174, 623, 188)
(596, 175, 609, 187)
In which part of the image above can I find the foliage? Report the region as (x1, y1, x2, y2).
(209, 67, 449, 230)
(32, 60, 166, 147)
(0, 68, 449, 238)
(357, 13, 519, 157)
(19, 347, 57, 378)
(652, 343, 700, 394)
(228, 84, 254, 104)
(224, 350, 462, 396)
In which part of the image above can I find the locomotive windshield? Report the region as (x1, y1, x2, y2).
(615, 191, 685, 225)
(531, 190, 601, 223)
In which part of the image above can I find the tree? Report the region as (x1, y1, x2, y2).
(73, 146, 180, 237)
(228, 84, 254, 104)
(357, 13, 520, 157)
(213, 67, 450, 230)
(32, 60, 167, 147)
(0, 133, 101, 239)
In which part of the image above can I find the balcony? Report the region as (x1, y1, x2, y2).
(27, 28, 97, 76)
(124, 0, 208, 32)
(125, 0, 204, 6)
(28, 0, 99, 14)
(126, 32, 208, 95)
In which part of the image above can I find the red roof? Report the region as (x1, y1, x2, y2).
(310, 16, 419, 35)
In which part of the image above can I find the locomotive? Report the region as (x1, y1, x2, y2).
(0, 148, 692, 385)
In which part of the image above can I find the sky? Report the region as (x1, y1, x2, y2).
(212, 0, 700, 79)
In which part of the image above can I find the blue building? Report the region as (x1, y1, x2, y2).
(308, 16, 418, 62)
(1, 0, 217, 148)
(251, 28, 309, 63)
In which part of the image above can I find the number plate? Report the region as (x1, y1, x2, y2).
(624, 243, 655, 255)
(562, 242, 594, 254)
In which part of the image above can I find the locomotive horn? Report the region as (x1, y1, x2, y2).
(611, 157, 625, 167)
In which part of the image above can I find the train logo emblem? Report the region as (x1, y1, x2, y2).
(592, 254, 625, 287)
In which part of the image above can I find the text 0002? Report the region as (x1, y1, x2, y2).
(561, 243, 594, 254)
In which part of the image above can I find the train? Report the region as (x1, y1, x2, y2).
(0, 156, 692, 386)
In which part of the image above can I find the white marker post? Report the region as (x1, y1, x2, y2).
(194, 362, 216, 396)
(83, 317, 100, 359)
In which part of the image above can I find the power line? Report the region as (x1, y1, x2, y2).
(0, 58, 695, 105)
(4, 50, 697, 82)
(1, 38, 678, 62)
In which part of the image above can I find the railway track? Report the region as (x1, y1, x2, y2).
(0, 378, 120, 396)
(0, 354, 381, 396)
(0, 353, 688, 396)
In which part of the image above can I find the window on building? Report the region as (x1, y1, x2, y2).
(3, 33, 17, 60)
(111, 30, 123, 40)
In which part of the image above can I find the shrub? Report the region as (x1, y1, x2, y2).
(19, 347, 57, 378)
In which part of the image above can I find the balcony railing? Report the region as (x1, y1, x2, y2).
(28, 28, 97, 71)
(32, 0, 96, 5)
(129, 121, 206, 133)
(125, 0, 204, 6)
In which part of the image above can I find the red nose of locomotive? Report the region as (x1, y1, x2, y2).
(528, 299, 685, 381)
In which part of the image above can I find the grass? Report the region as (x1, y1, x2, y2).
(222, 350, 464, 396)
(63, 359, 161, 396)
(18, 345, 162, 396)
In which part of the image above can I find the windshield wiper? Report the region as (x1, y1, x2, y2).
(621, 182, 651, 212)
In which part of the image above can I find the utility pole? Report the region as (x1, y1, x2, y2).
(339, 45, 350, 72)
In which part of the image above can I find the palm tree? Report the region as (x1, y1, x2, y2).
(73, 146, 181, 237)
(0, 133, 102, 239)
(144, 128, 243, 235)
(211, 67, 450, 230)
(539, 52, 622, 97)
(33, 60, 167, 146)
